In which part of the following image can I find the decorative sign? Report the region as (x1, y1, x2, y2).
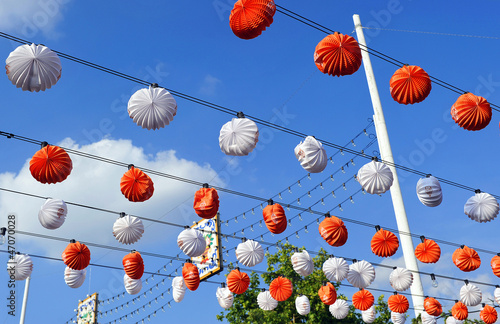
(77, 293, 98, 324)
(191, 213, 222, 281)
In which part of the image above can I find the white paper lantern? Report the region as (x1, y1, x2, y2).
(464, 191, 499, 223)
(127, 86, 177, 130)
(6, 43, 62, 92)
(7, 254, 33, 280)
(494, 287, 500, 305)
(38, 198, 67, 230)
(295, 295, 310, 316)
(291, 250, 314, 277)
(389, 267, 413, 292)
(391, 311, 406, 324)
(460, 283, 482, 306)
(113, 215, 144, 245)
(362, 305, 376, 323)
(257, 290, 278, 311)
(357, 160, 394, 195)
(294, 136, 328, 173)
(124, 274, 142, 295)
(323, 257, 349, 282)
(64, 266, 86, 288)
(422, 312, 437, 324)
(216, 286, 234, 309)
(219, 115, 259, 156)
(329, 299, 349, 319)
(416, 175, 443, 207)
(172, 276, 187, 303)
(235, 240, 264, 267)
(446, 317, 463, 324)
(347, 260, 375, 289)
(177, 228, 206, 258)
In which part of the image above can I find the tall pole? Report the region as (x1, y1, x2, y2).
(19, 275, 31, 324)
(353, 14, 424, 316)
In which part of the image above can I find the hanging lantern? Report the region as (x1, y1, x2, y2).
(422, 312, 437, 324)
(120, 165, 154, 202)
(172, 276, 186, 303)
(352, 289, 374, 311)
(357, 159, 394, 195)
(269, 276, 292, 301)
(314, 32, 362, 77)
(122, 250, 144, 280)
(62, 240, 90, 271)
(370, 227, 399, 257)
(216, 286, 234, 309)
(227, 269, 250, 295)
(193, 186, 219, 219)
(415, 238, 441, 263)
(391, 312, 406, 324)
(127, 85, 177, 130)
(6, 43, 62, 92)
(388, 294, 409, 313)
(491, 255, 500, 278)
(291, 250, 314, 277)
(182, 262, 200, 291)
(262, 201, 287, 234)
(6, 253, 33, 280)
(257, 290, 278, 311)
(318, 215, 348, 247)
(347, 260, 375, 289)
(362, 305, 376, 324)
(329, 299, 349, 320)
(494, 287, 500, 305)
(452, 246, 481, 272)
(124, 274, 142, 295)
(219, 114, 259, 156)
(446, 317, 463, 324)
(295, 295, 311, 316)
(177, 228, 206, 258)
(229, 0, 276, 40)
(451, 92, 492, 131)
(460, 282, 482, 306)
(451, 301, 468, 321)
(318, 282, 337, 305)
(480, 305, 498, 324)
(416, 175, 443, 207)
(38, 198, 67, 230)
(235, 239, 264, 267)
(389, 65, 432, 105)
(464, 191, 499, 223)
(64, 266, 86, 289)
(30, 143, 72, 184)
(323, 257, 349, 282)
(389, 267, 413, 292)
(294, 136, 328, 173)
(424, 297, 442, 317)
(113, 214, 144, 245)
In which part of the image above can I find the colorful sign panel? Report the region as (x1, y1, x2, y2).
(77, 293, 98, 324)
(190, 213, 223, 281)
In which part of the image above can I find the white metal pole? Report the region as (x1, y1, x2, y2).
(19, 275, 30, 324)
(353, 14, 424, 316)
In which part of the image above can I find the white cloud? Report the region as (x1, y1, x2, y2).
(0, 137, 223, 259)
(0, 0, 71, 39)
(199, 74, 221, 96)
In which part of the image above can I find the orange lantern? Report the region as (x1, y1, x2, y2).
(120, 165, 154, 202)
(122, 250, 144, 280)
(318, 214, 348, 247)
(229, 0, 276, 40)
(62, 240, 90, 270)
(269, 276, 292, 301)
(424, 297, 442, 317)
(452, 246, 481, 272)
(388, 294, 409, 314)
(451, 92, 492, 131)
(182, 262, 200, 291)
(480, 305, 498, 324)
(193, 185, 219, 219)
(262, 201, 287, 234)
(415, 237, 441, 264)
(226, 268, 250, 295)
(491, 255, 500, 278)
(318, 282, 337, 305)
(370, 227, 399, 257)
(314, 32, 362, 77)
(352, 289, 374, 311)
(389, 65, 432, 105)
(451, 301, 468, 321)
(30, 143, 72, 184)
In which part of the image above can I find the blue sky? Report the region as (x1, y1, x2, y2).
(1, 0, 500, 323)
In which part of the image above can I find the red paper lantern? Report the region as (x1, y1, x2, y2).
(314, 32, 362, 77)
(451, 92, 492, 131)
(491, 255, 500, 278)
(318, 215, 348, 247)
(424, 297, 442, 316)
(229, 0, 276, 40)
(389, 65, 432, 104)
(62, 240, 90, 270)
(480, 305, 498, 324)
(269, 276, 292, 301)
(452, 246, 481, 272)
(193, 186, 219, 219)
(318, 282, 337, 305)
(451, 301, 468, 321)
(388, 294, 409, 313)
(120, 165, 154, 202)
(30, 143, 72, 184)
(262, 202, 287, 234)
(122, 250, 144, 280)
(182, 262, 200, 291)
(370, 228, 399, 257)
(226, 269, 250, 294)
(352, 289, 374, 311)
(415, 238, 441, 263)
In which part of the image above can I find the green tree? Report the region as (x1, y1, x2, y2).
(217, 243, 393, 323)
